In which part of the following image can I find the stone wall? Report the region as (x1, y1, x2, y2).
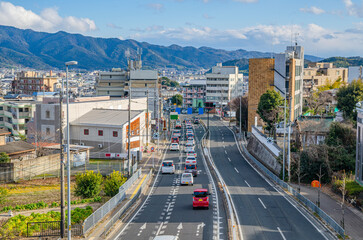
(247, 134, 282, 175)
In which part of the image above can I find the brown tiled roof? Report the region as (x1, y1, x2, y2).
(0, 141, 35, 155)
(0, 128, 10, 136)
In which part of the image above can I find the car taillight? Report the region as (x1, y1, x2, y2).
(185, 166, 186, 170)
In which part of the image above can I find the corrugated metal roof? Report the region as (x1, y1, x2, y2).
(70, 109, 143, 127)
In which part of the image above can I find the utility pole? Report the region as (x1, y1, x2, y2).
(146, 89, 149, 152)
(282, 90, 287, 181)
(239, 96, 242, 139)
(157, 87, 160, 154)
(59, 76, 65, 238)
(287, 91, 292, 183)
(128, 76, 132, 177)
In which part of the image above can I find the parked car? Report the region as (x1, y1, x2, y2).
(162, 160, 175, 174)
(180, 173, 193, 185)
(192, 189, 210, 209)
(170, 143, 180, 151)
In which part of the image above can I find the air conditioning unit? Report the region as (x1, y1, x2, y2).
(98, 144, 103, 148)
(80, 142, 85, 146)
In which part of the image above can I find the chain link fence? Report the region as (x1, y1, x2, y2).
(82, 168, 142, 235)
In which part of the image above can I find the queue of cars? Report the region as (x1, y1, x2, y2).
(163, 117, 210, 209)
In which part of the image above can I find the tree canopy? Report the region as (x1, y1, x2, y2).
(0, 152, 10, 163)
(160, 77, 179, 87)
(336, 79, 363, 120)
(171, 94, 183, 106)
(257, 90, 284, 135)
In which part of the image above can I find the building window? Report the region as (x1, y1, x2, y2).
(84, 129, 89, 135)
(24, 108, 29, 112)
(113, 131, 118, 137)
(46, 128, 50, 135)
(98, 130, 103, 136)
(0, 106, 2, 110)
(108, 83, 111, 86)
(107, 91, 110, 94)
(25, 119, 29, 123)
(19, 108, 23, 112)
(46, 110, 50, 118)
(0, 117, 3, 121)
(110, 75, 112, 78)
(145, 83, 147, 87)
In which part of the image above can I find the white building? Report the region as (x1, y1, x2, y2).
(274, 45, 304, 121)
(70, 109, 150, 158)
(26, 96, 147, 144)
(96, 69, 128, 97)
(348, 66, 363, 84)
(356, 102, 363, 186)
(206, 63, 243, 106)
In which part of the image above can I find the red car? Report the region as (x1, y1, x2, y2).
(171, 136, 179, 144)
(192, 189, 210, 209)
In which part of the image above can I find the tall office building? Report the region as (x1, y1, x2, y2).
(247, 58, 275, 132)
(274, 45, 304, 121)
(247, 45, 305, 131)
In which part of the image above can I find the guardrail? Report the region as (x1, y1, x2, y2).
(200, 120, 242, 240)
(82, 167, 142, 235)
(101, 169, 153, 238)
(234, 131, 345, 239)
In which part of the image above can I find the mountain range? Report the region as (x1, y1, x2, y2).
(0, 25, 324, 71)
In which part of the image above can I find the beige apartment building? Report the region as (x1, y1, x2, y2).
(12, 71, 59, 95)
(303, 62, 348, 97)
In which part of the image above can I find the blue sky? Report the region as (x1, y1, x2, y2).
(1, 0, 363, 57)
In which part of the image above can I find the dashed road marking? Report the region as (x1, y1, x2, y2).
(244, 180, 251, 187)
(234, 167, 239, 173)
(258, 198, 267, 209)
(277, 227, 287, 240)
(228, 157, 231, 162)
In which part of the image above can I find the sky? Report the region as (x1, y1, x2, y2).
(1, 0, 363, 57)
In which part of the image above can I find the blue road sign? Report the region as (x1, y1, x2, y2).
(175, 108, 181, 114)
(199, 108, 204, 115)
(187, 108, 193, 114)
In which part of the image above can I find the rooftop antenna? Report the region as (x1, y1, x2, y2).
(136, 47, 143, 69)
(295, 33, 299, 46)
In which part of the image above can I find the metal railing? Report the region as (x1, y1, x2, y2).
(82, 167, 142, 235)
(101, 169, 153, 237)
(236, 133, 345, 239)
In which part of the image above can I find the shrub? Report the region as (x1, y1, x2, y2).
(0, 152, 10, 163)
(0, 187, 8, 204)
(69, 206, 93, 224)
(104, 171, 127, 197)
(74, 171, 103, 198)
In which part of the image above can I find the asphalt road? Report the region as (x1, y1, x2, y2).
(115, 116, 227, 240)
(206, 116, 333, 240)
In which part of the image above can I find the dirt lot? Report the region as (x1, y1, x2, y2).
(0, 177, 82, 209)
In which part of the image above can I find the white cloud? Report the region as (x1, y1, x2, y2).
(147, 3, 164, 12)
(0, 1, 96, 33)
(343, 0, 363, 17)
(128, 23, 363, 56)
(300, 6, 325, 15)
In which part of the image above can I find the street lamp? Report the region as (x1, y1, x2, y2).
(65, 60, 77, 240)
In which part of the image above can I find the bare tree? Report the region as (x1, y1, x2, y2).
(304, 90, 334, 116)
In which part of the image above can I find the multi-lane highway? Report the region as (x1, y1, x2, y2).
(206, 116, 335, 240)
(114, 117, 227, 240)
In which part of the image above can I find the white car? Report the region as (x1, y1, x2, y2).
(185, 156, 197, 163)
(185, 143, 194, 152)
(180, 173, 193, 185)
(162, 160, 175, 174)
(187, 138, 195, 145)
(170, 143, 179, 151)
(187, 150, 197, 158)
(172, 130, 181, 137)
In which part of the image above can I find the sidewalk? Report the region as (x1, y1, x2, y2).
(87, 141, 166, 239)
(290, 183, 363, 240)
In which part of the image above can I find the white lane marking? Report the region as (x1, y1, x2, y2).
(228, 157, 231, 162)
(137, 223, 147, 236)
(176, 223, 183, 237)
(115, 141, 169, 238)
(226, 125, 330, 240)
(196, 222, 205, 236)
(156, 222, 164, 236)
(225, 150, 227, 154)
(258, 198, 267, 209)
(277, 227, 287, 240)
(166, 202, 172, 212)
(234, 167, 239, 173)
(244, 180, 251, 188)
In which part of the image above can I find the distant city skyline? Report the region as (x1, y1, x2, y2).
(1, 0, 363, 57)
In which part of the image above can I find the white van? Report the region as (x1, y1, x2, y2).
(180, 173, 193, 185)
(162, 160, 175, 174)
